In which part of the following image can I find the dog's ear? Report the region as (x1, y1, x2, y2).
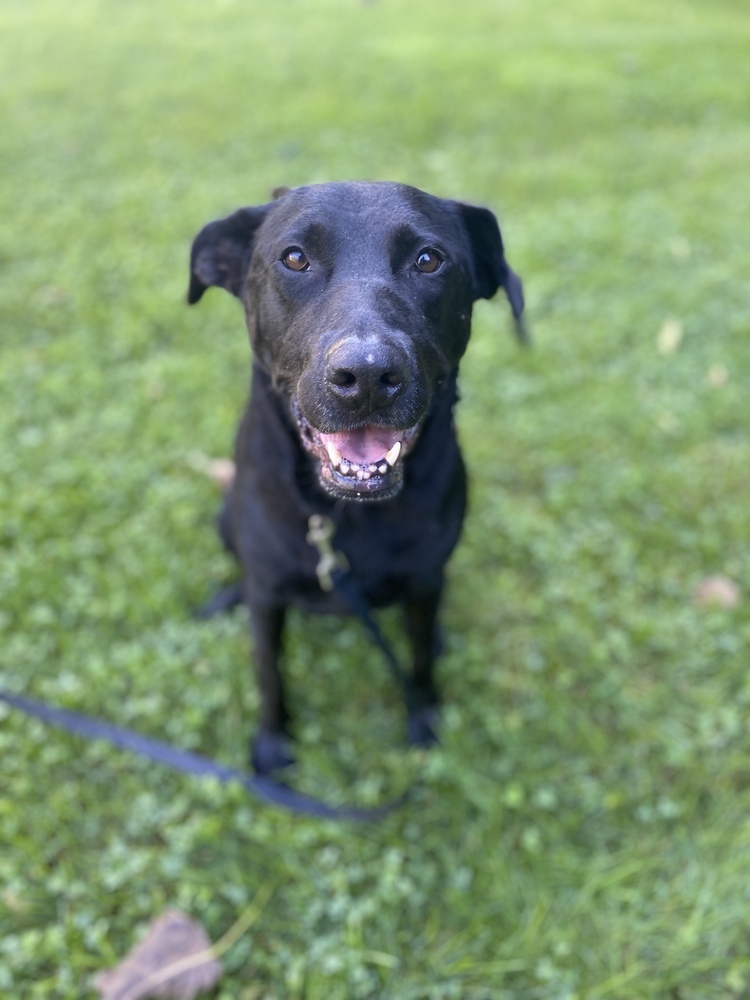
(458, 203, 527, 342)
(188, 204, 272, 305)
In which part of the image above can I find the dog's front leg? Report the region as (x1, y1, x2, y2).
(247, 601, 295, 774)
(404, 588, 442, 748)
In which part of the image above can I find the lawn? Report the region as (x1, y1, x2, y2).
(1, 0, 750, 997)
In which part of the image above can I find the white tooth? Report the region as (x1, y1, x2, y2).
(326, 442, 342, 467)
(384, 441, 401, 467)
(340, 462, 350, 475)
(378, 463, 388, 475)
(356, 469, 365, 480)
(368, 464, 377, 473)
(362, 471, 371, 480)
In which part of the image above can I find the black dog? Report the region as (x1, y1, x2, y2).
(188, 181, 524, 775)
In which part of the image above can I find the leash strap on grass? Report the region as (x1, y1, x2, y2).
(0, 521, 417, 822)
(0, 691, 405, 822)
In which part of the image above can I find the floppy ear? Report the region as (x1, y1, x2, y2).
(458, 203, 527, 341)
(187, 204, 272, 305)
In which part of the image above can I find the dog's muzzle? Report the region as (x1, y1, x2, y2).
(292, 400, 421, 501)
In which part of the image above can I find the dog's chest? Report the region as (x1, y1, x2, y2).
(232, 374, 466, 609)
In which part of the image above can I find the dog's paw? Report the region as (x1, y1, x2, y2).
(407, 705, 441, 749)
(251, 731, 296, 775)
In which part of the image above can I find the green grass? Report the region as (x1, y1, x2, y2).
(2, 0, 750, 996)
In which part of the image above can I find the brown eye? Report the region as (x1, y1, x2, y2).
(281, 247, 310, 271)
(415, 248, 443, 273)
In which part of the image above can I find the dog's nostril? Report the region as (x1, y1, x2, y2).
(329, 368, 357, 388)
(324, 340, 409, 409)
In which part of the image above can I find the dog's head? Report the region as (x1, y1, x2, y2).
(188, 181, 524, 501)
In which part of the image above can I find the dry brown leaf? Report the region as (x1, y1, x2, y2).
(186, 452, 236, 492)
(93, 910, 222, 1000)
(206, 458, 236, 491)
(693, 575, 741, 609)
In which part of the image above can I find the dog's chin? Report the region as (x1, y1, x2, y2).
(321, 464, 404, 502)
(293, 402, 421, 503)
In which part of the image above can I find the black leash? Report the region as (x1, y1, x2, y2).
(0, 691, 403, 821)
(305, 514, 410, 695)
(1, 515, 414, 822)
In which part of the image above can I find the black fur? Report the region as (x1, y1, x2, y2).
(188, 181, 523, 774)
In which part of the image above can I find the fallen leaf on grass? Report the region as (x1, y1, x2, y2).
(205, 458, 236, 491)
(657, 318, 684, 356)
(693, 575, 741, 608)
(93, 910, 222, 1000)
(186, 452, 236, 491)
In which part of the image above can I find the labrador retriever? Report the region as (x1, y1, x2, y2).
(188, 181, 524, 775)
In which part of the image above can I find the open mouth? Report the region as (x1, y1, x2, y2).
(293, 401, 420, 500)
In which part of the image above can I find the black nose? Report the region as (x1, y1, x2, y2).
(325, 337, 408, 412)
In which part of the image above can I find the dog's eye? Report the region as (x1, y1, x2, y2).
(281, 247, 310, 272)
(415, 248, 443, 273)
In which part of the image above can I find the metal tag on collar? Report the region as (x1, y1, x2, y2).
(306, 514, 349, 592)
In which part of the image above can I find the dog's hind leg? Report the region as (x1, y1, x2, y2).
(194, 495, 244, 618)
(248, 602, 295, 774)
(404, 589, 442, 748)
(217, 492, 237, 556)
(195, 581, 245, 619)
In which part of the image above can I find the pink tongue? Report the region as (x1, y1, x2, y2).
(321, 426, 400, 465)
